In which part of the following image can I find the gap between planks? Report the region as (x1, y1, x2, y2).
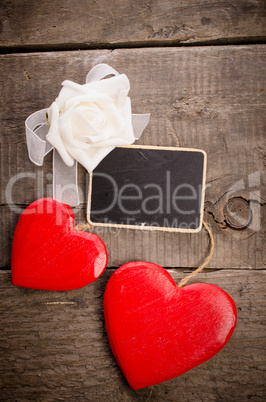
(0, 37, 266, 54)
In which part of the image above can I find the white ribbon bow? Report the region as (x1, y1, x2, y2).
(25, 64, 150, 206)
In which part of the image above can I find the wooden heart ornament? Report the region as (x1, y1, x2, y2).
(104, 262, 237, 390)
(12, 198, 108, 291)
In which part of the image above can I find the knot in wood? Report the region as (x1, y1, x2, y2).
(223, 197, 252, 229)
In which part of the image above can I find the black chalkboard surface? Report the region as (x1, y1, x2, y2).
(87, 145, 206, 232)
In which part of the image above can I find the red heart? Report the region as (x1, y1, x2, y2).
(104, 261, 237, 390)
(12, 197, 107, 291)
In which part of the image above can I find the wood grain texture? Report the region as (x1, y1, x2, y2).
(0, 269, 265, 401)
(0, 46, 265, 268)
(0, 0, 265, 50)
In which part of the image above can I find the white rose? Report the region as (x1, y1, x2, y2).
(46, 72, 136, 172)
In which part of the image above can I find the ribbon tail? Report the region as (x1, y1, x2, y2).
(86, 64, 119, 83)
(132, 114, 150, 140)
(25, 109, 53, 166)
(53, 149, 80, 206)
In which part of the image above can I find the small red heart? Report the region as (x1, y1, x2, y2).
(104, 262, 237, 390)
(12, 197, 108, 291)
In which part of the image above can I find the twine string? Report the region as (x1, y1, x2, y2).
(75, 219, 214, 288)
(177, 220, 214, 288)
(75, 223, 93, 231)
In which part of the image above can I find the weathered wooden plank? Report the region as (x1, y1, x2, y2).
(0, 269, 265, 401)
(0, 46, 265, 268)
(0, 0, 265, 50)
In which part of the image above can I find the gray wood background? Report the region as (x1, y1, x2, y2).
(0, 1, 265, 401)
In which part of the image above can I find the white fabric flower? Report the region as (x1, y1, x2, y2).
(46, 73, 135, 172)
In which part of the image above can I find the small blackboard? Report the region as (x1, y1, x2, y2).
(87, 145, 206, 233)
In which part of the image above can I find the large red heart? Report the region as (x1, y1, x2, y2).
(104, 261, 237, 390)
(12, 197, 108, 291)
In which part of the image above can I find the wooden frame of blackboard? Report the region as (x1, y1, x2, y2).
(87, 145, 207, 233)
